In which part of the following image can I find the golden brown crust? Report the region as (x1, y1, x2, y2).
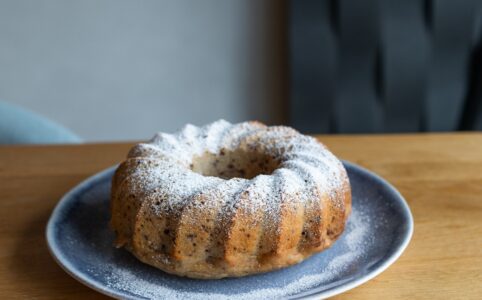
(110, 120, 351, 279)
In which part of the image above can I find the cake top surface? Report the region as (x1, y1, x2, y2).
(126, 120, 347, 222)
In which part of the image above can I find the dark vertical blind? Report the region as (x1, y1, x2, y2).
(290, 0, 482, 133)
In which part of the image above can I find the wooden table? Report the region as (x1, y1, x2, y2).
(0, 134, 481, 299)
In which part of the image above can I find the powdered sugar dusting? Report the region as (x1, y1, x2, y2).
(127, 120, 347, 220)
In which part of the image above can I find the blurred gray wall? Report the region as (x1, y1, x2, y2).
(0, 0, 287, 141)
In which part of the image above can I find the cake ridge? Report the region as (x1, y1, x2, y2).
(171, 179, 231, 266)
(265, 168, 305, 259)
(201, 178, 249, 269)
(221, 175, 272, 267)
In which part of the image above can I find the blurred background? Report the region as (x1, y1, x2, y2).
(1, 0, 482, 144)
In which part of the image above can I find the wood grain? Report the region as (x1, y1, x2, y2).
(0, 134, 481, 299)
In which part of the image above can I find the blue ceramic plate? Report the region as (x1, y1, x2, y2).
(46, 162, 413, 299)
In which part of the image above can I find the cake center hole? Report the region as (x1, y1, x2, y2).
(191, 148, 280, 179)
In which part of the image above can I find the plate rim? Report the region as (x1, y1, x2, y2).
(46, 161, 414, 300)
(45, 166, 137, 299)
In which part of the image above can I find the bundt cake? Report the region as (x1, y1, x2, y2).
(110, 120, 351, 279)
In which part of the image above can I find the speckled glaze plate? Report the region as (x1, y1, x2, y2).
(46, 162, 413, 299)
